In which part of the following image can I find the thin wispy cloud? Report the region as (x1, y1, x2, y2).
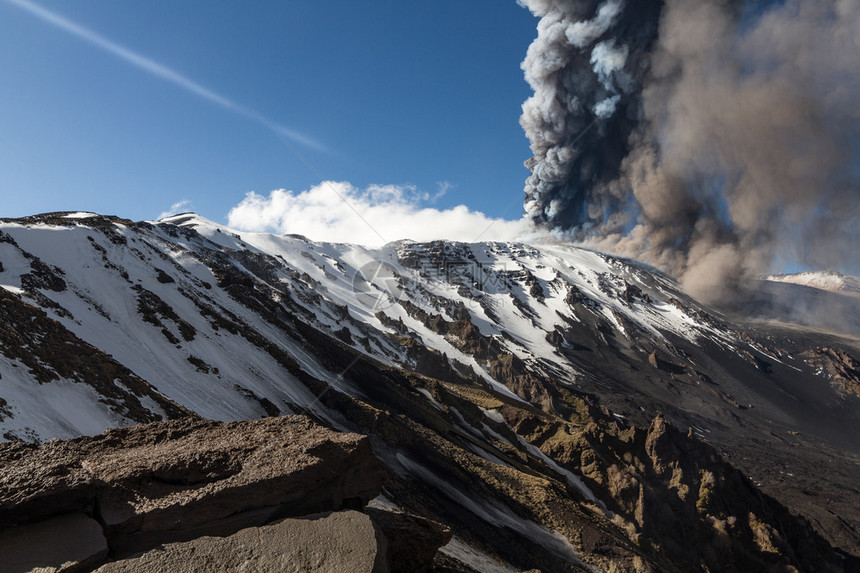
(271, 123, 328, 154)
(157, 199, 193, 221)
(5, 0, 326, 152)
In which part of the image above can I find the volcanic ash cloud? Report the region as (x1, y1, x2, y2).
(519, 0, 860, 300)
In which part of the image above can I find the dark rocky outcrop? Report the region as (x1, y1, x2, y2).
(802, 347, 860, 399)
(527, 412, 848, 572)
(364, 507, 452, 573)
(647, 351, 686, 375)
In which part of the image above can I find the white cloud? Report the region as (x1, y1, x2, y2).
(226, 181, 540, 246)
(431, 181, 453, 202)
(157, 199, 193, 221)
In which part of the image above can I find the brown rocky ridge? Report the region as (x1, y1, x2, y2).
(0, 415, 450, 572)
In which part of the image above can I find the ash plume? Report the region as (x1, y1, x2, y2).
(519, 0, 860, 300)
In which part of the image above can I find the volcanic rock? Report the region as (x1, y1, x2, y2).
(0, 416, 383, 560)
(94, 510, 387, 573)
(364, 507, 453, 573)
(802, 346, 860, 399)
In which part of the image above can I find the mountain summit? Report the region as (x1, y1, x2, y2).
(1, 212, 858, 571)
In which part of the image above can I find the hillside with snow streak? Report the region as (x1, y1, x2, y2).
(1, 212, 859, 570)
(0, 211, 741, 439)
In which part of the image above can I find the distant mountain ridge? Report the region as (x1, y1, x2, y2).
(729, 271, 860, 336)
(765, 270, 860, 296)
(1, 211, 859, 571)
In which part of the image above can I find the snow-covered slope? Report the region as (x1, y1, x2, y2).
(0, 214, 337, 439)
(0, 211, 743, 440)
(1, 212, 859, 569)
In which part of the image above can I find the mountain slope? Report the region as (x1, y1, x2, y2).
(1, 212, 858, 570)
(724, 271, 860, 337)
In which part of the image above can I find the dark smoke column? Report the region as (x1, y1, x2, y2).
(520, 0, 860, 300)
(519, 0, 663, 233)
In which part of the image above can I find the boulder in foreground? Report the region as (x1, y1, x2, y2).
(0, 416, 384, 564)
(94, 510, 388, 573)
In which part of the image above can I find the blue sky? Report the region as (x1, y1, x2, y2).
(0, 0, 538, 228)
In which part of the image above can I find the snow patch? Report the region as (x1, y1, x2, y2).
(62, 212, 98, 219)
(440, 537, 518, 573)
(416, 388, 444, 411)
(481, 407, 505, 424)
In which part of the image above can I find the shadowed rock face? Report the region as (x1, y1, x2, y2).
(546, 413, 845, 572)
(363, 507, 453, 573)
(0, 513, 109, 573)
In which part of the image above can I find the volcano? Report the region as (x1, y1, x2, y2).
(0, 212, 858, 571)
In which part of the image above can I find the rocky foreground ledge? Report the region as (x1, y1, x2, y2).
(0, 416, 451, 572)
